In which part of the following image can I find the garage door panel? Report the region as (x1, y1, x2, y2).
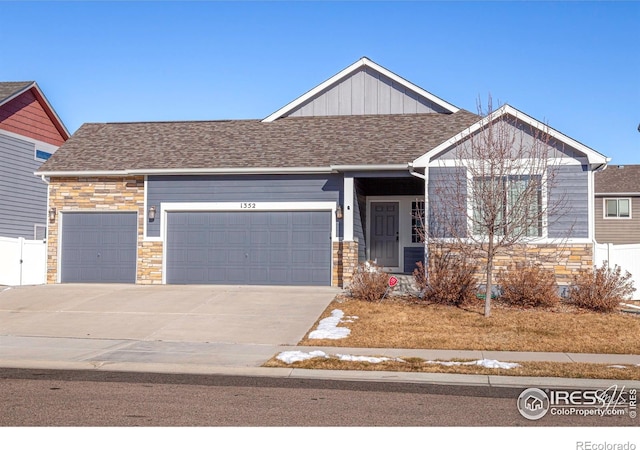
(251, 231, 269, 245)
(250, 214, 269, 226)
(187, 248, 207, 264)
(228, 231, 247, 245)
(292, 231, 310, 244)
(228, 249, 247, 264)
(61, 212, 137, 283)
(166, 211, 331, 285)
(269, 231, 289, 245)
(292, 250, 311, 264)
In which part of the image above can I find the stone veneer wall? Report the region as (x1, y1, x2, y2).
(47, 176, 163, 285)
(428, 243, 593, 286)
(490, 244, 593, 285)
(333, 241, 358, 287)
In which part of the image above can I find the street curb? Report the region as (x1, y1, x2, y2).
(2, 359, 639, 389)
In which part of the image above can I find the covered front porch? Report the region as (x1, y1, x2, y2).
(343, 170, 425, 275)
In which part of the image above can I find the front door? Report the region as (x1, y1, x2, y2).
(370, 202, 399, 267)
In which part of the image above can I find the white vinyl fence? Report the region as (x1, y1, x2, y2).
(0, 236, 47, 286)
(593, 242, 640, 300)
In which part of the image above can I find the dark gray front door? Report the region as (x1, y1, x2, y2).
(166, 211, 331, 286)
(61, 212, 137, 283)
(370, 202, 399, 267)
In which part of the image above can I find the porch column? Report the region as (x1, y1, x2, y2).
(343, 175, 354, 241)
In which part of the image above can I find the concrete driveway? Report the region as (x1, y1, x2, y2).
(0, 284, 338, 369)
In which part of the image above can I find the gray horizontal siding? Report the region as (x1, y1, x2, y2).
(0, 134, 48, 239)
(288, 67, 450, 117)
(595, 196, 640, 244)
(147, 174, 343, 237)
(428, 167, 467, 238)
(548, 165, 589, 239)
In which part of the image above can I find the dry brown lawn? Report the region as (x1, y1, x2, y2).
(269, 296, 640, 380)
(264, 357, 640, 381)
(298, 296, 640, 354)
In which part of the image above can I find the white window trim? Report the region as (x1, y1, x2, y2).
(603, 198, 632, 220)
(466, 169, 549, 242)
(34, 149, 54, 163)
(33, 223, 46, 241)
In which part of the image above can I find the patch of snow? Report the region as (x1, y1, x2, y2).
(621, 303, 640, 310)
(425, 359, 520, 370)
(336, 354, 405, 364)
(276, 350, 329, 364)
(608, 365, 628, 369)
(308, 309, 352, 339)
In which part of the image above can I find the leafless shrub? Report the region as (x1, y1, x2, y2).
(568, 263, 636, 313)
(497, 263, 560, 308)
(349, 261, 390, 302)
(413, 251, 478, 306)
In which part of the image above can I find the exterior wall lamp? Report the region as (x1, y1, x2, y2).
(148, 206, 156, 221)
(49, 207, 56, 222)
(335, 205, 343, 220)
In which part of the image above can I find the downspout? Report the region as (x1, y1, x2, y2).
(409, 163, 429, 284)
(590, 160, 610, 270)
(41, 174, 50, 286)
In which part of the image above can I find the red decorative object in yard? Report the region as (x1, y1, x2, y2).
(388, 276, 398, 288)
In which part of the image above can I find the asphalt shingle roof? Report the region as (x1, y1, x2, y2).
(595, 165, 640, 194)
(37, 111, 480, 173)
(0, 81, 33, 104)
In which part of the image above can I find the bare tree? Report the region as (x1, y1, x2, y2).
(423, 97, 565, 317)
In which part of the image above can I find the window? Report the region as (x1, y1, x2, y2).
(411, 201, 425, 243)
(604, 198, 631, 219)
(34, 224, 46, 240)
(472, 175, 542, 238)
(35, 149, 53, 161)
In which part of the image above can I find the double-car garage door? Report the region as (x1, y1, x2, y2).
(60, 210, 332, 286)
(166, 211, 331, 285)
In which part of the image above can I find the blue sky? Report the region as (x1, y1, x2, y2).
(1, 1, 638, 164)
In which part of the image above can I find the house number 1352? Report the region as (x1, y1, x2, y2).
(240, 202, 256, 209)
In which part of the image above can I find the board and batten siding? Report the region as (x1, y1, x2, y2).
(0, 133, 48, 239)
(436, 118, 584, 161)
(286, 67, 450, 117)
(595, 196, 640, 245)
(547, 165, 589, 239)
(146, 174, 343, 238)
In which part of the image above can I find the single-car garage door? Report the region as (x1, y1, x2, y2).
(166, 211, 331, 285)
(61, 212, 137, 283)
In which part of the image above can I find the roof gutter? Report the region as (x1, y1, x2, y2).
(35, 167, 335, 177)
(330, 164, 410, 172)
(36, 164, 414, 177)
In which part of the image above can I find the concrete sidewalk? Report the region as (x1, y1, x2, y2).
(1, 284, 639, 389)
(1, 334, 639, 389)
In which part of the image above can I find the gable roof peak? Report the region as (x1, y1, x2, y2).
(0, 80, 70, 140)
(262, 57, 460, 122)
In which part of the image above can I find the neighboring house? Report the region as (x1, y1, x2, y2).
(35, 58, 608, 287)
(0, 81, 70, 240)
(594, 165, 640, 245)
